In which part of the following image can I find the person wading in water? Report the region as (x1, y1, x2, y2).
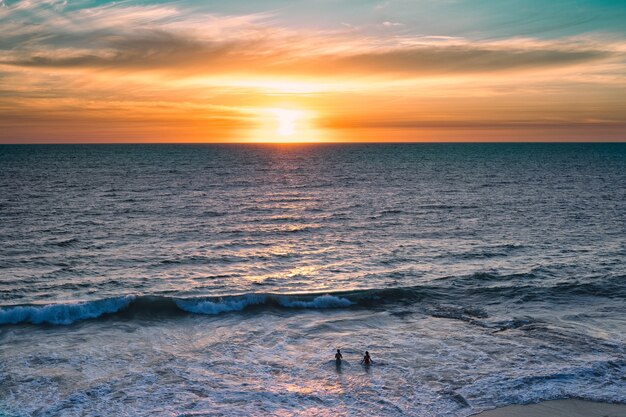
(361, 351, 373, 365)
(335, 349, 343, 364)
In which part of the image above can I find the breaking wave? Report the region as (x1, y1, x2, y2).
(1, 273, 623, 326)
(0, 296, 134, 325)
(0, 293, 356, 326)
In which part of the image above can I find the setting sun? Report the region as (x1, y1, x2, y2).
(247, 106, 327, 143)
(273, 109, 300, 136)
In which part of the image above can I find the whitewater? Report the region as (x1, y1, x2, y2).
(1, 143, 625, 416)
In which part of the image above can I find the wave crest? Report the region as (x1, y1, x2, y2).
(1, 274, 622, 326)
(0, 296, 134, 325)
(0, 293, 354, 326)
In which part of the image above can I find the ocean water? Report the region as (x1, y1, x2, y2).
(0, 143, 625, 417)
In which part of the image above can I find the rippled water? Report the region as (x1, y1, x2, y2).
(1, 144, 625, 416)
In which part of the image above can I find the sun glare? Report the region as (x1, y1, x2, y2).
(247, 106, 329, 143)
(273, 109, 300, 136)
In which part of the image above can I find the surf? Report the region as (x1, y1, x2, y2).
(2, 274, 624, 326)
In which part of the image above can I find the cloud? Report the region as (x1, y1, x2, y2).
(7, 40, 611, 77)
(322, 118, 626, 130)
(0, 1, 621, 79)
(308, 46, 611, 76)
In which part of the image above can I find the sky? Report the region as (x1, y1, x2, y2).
(1, 0, 625, 143)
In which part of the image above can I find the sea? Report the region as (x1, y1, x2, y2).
(0, 143, 625, 417)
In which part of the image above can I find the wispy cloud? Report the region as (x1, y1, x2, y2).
(1, 1, 621, 77)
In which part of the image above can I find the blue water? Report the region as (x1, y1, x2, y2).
(0, 143, 625, 416)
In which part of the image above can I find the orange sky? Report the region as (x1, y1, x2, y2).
(1, 1, 625, 143)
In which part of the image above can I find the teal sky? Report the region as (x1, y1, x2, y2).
(36, 0, 625, 37)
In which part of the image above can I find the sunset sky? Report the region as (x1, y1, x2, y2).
(1, 0, 625, 143)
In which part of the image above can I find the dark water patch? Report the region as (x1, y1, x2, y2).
(441, 390, 470, 408)
(490, 317, 538, 333)
(369, 209, 406, 219)
(515, 278, 626, 302)
(436, 270, 541, 285)
(201, 210, 226, 217)
(415, 204, 480, 210)
(211, 241, 273, 250)
(550, 277, 626, 298)
(158, 254, 249, 266)
(389, 309, 414, 318)
(35, 281, 96, 292)
(426, 304, 489, 327)
(49, 238, 80, 247)
(455, 244, 525, 260)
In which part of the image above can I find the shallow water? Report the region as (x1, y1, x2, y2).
(1, 144, 625, 416)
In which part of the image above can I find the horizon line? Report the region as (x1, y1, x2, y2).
(1, 140, 626, 145)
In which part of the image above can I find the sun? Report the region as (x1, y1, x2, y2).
(272, 108, 300, 136)
(247, 106, 327, 142)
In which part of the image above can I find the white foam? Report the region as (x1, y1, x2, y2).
(175, 294, 353, 315)
(0, 296, 134, 325)
(279, 294, 353, 308)
(175, 294, 268, 315)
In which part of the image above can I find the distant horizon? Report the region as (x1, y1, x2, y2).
(2, 140, 626, 145)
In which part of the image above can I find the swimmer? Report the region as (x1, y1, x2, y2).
(361, 351, 373, 365)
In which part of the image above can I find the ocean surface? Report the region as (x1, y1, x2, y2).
(0, 143, 625, 417)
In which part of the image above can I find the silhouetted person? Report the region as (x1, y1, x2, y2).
(335, 349, 343, 364)
(361, 351, 373, 365)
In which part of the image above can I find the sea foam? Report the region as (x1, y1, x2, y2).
(0, 296, 134, 325)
